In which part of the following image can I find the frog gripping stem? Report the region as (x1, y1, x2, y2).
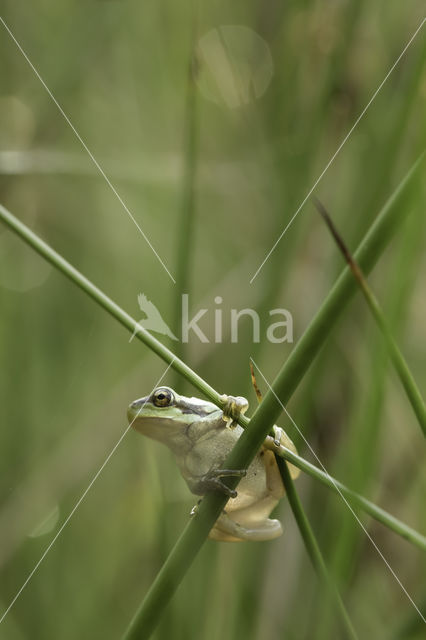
(219, 394, 249, 428)
(197, 468, 247, 498)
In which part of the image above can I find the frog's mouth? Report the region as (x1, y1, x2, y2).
(127, 396, 179, 422)
(128, 414, 193, 455)
(127, 398, 185, 437)
(127, 396, 150, 420)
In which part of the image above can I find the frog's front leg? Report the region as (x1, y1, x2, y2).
(191, 468, 247, 498)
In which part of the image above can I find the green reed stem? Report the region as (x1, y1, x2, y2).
(265, 440, 425, 550)
(314, 197, 426, 435)
(171, 10, 199, 390)
(277, 459, 358, 639)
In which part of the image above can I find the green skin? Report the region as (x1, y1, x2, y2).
(127, 386, 299, 542)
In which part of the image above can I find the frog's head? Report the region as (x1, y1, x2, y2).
(127, 386, 219, 446)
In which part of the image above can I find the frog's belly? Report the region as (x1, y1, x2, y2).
(226, 455, 273, 512)
(183, 428, 283, 517)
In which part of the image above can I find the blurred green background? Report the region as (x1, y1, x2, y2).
(0, 1, 425, 638)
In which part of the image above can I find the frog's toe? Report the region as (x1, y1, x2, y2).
(272, 425, 300, 480)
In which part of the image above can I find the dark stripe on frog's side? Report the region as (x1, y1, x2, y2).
(178, 399, 220, 417)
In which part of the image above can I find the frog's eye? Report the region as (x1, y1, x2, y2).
(152, 387, 173, 407)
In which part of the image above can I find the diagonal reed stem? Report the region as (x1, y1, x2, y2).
(314, 197, 426, 435)
(171, 7, 199, 389)
(249, 367, 358, 639)
(277, 459, 358, 639)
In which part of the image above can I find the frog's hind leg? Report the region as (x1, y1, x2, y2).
(209, 511, 283, 542)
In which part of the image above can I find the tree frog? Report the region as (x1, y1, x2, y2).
(127, 386, 299, 542)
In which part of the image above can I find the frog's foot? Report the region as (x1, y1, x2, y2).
(272, 425, 300, 480)
(273, 425, 285, 448)
(219, 394, 249, 428)
(196, 468, 247, 498)
(209, 512, 283, 542)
